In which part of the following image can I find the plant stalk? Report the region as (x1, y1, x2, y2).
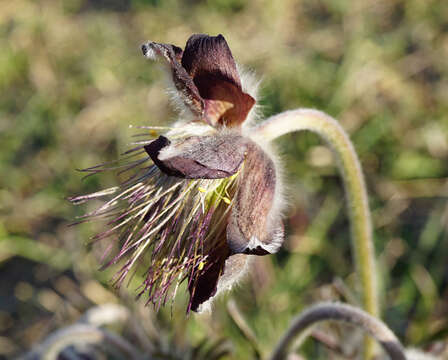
(254, 109, 379, 358)
(269, 302, 404, 360)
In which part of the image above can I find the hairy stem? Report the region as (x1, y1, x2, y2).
(26, 323, 143, 360)
(254, 109, 379, 357)
(25, 304, 150, 359)
(269, 302, 405, 360)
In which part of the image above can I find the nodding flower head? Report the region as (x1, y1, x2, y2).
(70, 34, 285, 312)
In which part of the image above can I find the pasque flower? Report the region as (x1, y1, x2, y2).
(70, 34, 285, 312)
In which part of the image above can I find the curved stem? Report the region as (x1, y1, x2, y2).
(27, 323, 143, 360)
(254, 109, 379, 357)
(269, 302, 405, 360)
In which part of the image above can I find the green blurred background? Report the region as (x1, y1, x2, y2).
(1, 0, 447, 358)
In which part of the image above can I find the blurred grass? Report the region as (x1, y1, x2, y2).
(0, 0, 447, 358)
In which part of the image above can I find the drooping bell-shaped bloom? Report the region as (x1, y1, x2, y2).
(70, 34, 285, 312)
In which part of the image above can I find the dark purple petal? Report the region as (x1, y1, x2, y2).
(188, 241, 230, 312)
(142, 34, 255, 127)
(141, 41, 204, 117)
(226, 141, 284, 255)
(182, 34, 242, 89)
(202, 81, 255, 127)
(143, 136, 182, 177)
(145, 134, 247, 179)
(181, 34, 255, 127)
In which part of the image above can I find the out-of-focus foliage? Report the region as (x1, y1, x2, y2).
(0, 0, 447, 358)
